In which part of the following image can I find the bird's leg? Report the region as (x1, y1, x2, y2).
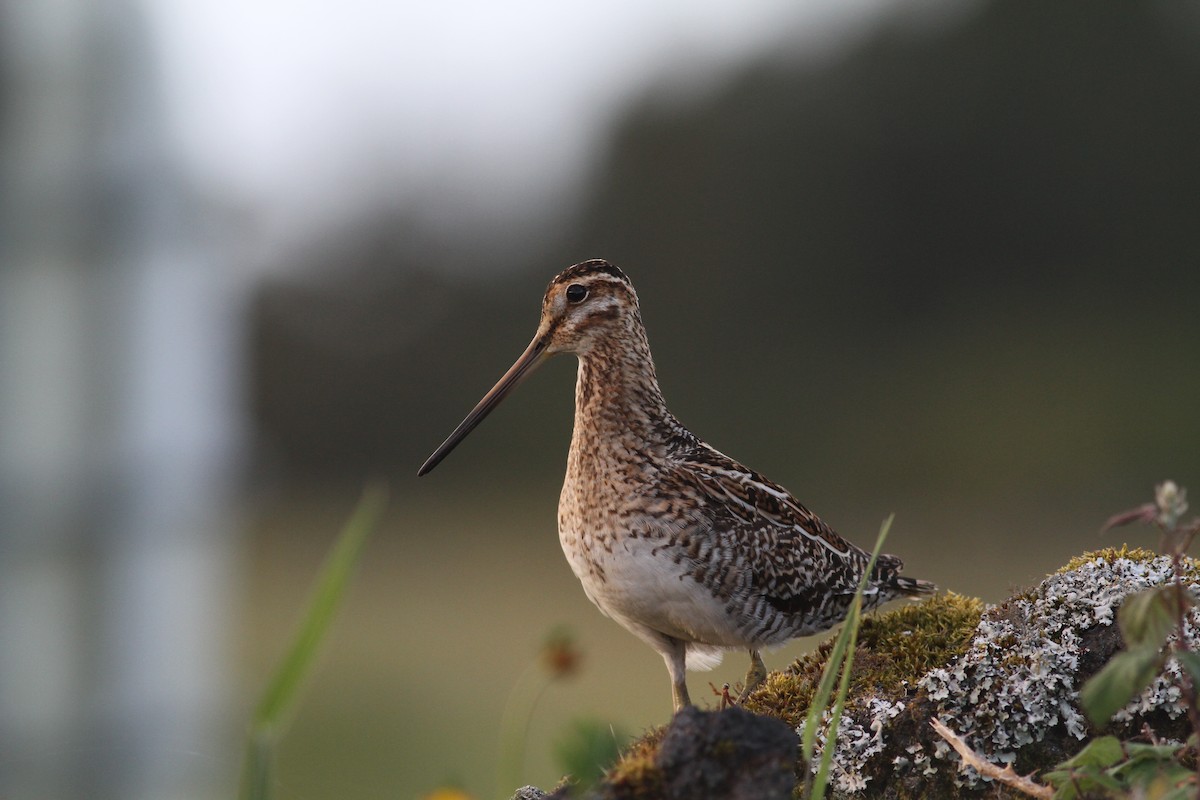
(736, 649, 767, 704)
(658, 636, 691, 712)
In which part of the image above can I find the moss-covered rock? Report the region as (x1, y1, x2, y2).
(525, 547, 1198, 799)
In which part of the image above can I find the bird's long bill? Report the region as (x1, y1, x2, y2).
(417, 334, 550, 476)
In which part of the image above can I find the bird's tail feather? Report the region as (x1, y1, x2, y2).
(685, 643, 725, 672)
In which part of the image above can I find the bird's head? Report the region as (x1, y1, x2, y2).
(534, 259, 640, 357)
(418, 259, 639, 475)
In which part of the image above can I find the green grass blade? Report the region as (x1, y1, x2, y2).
(251, 484, 388, 728)
(241, 730, 272, 800)
(239, 484, 389, 800)
(800, 604, 855, 769)
(811, 605, 861, 800)
(801, 515, 894, 770)
(808, 514, 894, 800)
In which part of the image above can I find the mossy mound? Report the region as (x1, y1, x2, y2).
(573, 548, 1198, 800)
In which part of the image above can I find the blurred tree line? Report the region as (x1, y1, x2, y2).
(252, 1, 1200, 505)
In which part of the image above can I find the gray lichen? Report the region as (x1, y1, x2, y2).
(799, 697, 907, 794)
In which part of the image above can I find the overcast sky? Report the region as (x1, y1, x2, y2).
(144, 0, 899, 257)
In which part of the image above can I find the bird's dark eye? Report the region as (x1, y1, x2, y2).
(566, 284, 588, 304)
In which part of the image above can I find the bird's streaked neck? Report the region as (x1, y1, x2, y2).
(570, 319, 673, 451)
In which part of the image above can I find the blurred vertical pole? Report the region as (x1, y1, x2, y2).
(0, 2, 243, 799)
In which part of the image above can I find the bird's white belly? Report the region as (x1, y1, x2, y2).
(558, 526, 748, 648)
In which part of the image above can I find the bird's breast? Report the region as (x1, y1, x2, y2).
(556, 501, 754, 647)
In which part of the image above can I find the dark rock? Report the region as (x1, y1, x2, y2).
(655, 706, 797, 800)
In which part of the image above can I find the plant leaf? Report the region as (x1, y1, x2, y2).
(1101, 503, 1157, 532)
(1118, 587, 1178, 650)
(1156, 779, 1200, 800)
(1041, 771, 1073, 798)
(1120, 741, 1188, 764)
(1058, 735, 1123, 769)
(1175, 650, 1200, 690)
(1118, 757, 1192, 792)
(1079, 646, 1165, 726)
(1087, 772, 1127, 792)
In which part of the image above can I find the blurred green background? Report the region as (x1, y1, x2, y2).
(4, 1, 1200, 799)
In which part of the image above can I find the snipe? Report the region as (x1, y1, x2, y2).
(419, 259, 934, 711)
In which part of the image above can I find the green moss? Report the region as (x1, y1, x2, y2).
(1057, 545, 1161, 575)
(743, 592, 984, 729)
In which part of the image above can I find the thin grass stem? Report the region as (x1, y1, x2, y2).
(238, 485, 388, 800)
(806, 514, 894, 800)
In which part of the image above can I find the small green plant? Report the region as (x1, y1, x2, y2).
(239, 485, 388, 800)
(1048, 480, 1200, 799)
(552, 718, 628, 792)
(1043, 734, 1193, 800)
(496, 625, 627, 798)
(800, 514, 894, 800)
